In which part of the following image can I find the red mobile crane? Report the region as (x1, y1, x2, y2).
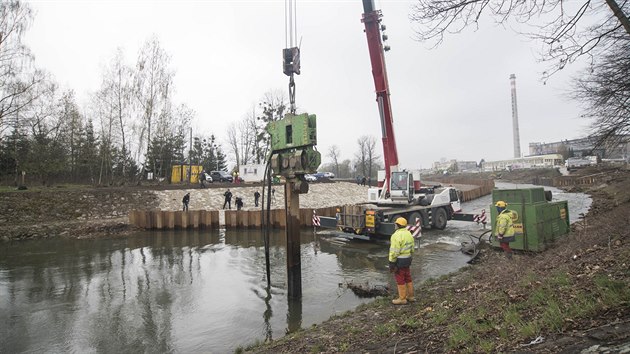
(361, 0, 399, 198)
(326, 1, 462, 240)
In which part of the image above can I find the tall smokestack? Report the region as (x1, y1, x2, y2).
(509, 74, 521, 158)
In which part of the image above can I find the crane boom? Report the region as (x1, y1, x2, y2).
(361, 0, 399, 192)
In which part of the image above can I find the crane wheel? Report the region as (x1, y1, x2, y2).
(432, 208, 448, 230)
(408, 212, 422, 228)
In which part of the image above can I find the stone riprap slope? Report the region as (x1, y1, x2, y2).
(152, 181, 371, 211)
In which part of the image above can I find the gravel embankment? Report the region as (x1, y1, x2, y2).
(152, 181, 372, 211)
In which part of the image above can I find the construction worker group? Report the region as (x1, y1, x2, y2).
(388, 200, 514, 305)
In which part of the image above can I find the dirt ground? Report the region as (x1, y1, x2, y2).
(2, 166, 629, 353)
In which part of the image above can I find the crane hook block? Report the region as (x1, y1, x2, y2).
(283, 47, 301, 76)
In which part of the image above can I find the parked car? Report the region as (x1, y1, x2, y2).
(210, 170, 233, 182)
(202, 172, 213, 182)
(304, 174, 317, 182)
(312, 172, 335, 180)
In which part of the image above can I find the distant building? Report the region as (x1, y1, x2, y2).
(431, 160, 479, 172)
(239, 164, 266, 182)
(529, 135, 629, 161)
(456, 161, 479, 172)
(482, 154, 564, 172)
(432, 159, 456, 172)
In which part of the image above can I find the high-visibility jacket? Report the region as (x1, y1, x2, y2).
(389, 227, 414, 264)
(495, 210, 515, 237)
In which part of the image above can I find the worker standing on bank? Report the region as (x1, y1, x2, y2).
(495, 200, 515, 259)
(182, 192, 190, 212)
(254, 190, 261, 207)
(223, 189, 233, 210)
(389, 217, 415, 305)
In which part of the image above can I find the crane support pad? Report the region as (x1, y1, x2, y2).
(318, 216, 339, 228)
(451, 213, 477, 222)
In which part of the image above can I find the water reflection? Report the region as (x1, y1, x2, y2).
(0, 185, 590, 353)
(1, 230, 393, 353)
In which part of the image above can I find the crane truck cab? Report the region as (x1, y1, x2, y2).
(343, 169, 463, 239)
(368, 170, 460, 209)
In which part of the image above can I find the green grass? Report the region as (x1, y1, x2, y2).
(247, 249, 630, 354)
(374, 323, 397, 337)
(429, 306, 452, 325)
(518, 271, 538, 287)
(541, 300, 565, 332)
(309, 344, 324, 353)
(549, 272, 572, 288)
(344, 324, 361, 334)
(447, 324, 473, 349)
(518, 320, 541, 338)
(594, 275, 630, 305)
(477, 339, 495, 353)
(527, 287, 551, 306)
(566, 294, 598, 319)
(403, 317, 420, 329)
(503, 306, 522, 328)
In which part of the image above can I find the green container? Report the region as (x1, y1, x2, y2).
(491, 188, 570, 252)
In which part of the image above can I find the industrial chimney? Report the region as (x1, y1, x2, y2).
(509, 74, 521, 158)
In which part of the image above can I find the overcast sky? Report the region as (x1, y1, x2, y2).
(24, 0, 590, 169)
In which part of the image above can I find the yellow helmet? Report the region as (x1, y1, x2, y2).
(395, 217, 408, 227)
(495, 200, 507, 208)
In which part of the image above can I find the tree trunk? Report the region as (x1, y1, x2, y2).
(604, 0, 630, 35)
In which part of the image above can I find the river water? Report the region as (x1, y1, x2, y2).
(0, 183, 591, 353)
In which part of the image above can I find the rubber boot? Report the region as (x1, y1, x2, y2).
(392, 284, 407, 305)
(406, 282, 416, 302)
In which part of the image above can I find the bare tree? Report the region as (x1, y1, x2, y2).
(91, 89, 115, 185)
(0, 1, 45, 137)
(327, 145, 341, 177)
(339, 159, 353, 178)
(255, 89, 288, 162)
(572, 39, 630, 149)
(410, 0, 630, 78)
(133, 36, 174, 175)
(242, 106, 259, 165)
(104, 49, 133, 176)
(226, 122, 239, 170)
(258, 89, 288, 123)
(245, 103, 268, 165)
(58, 90, 82, 178)
(411, 0, 630, 149)
(355, 135, 380, 179)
